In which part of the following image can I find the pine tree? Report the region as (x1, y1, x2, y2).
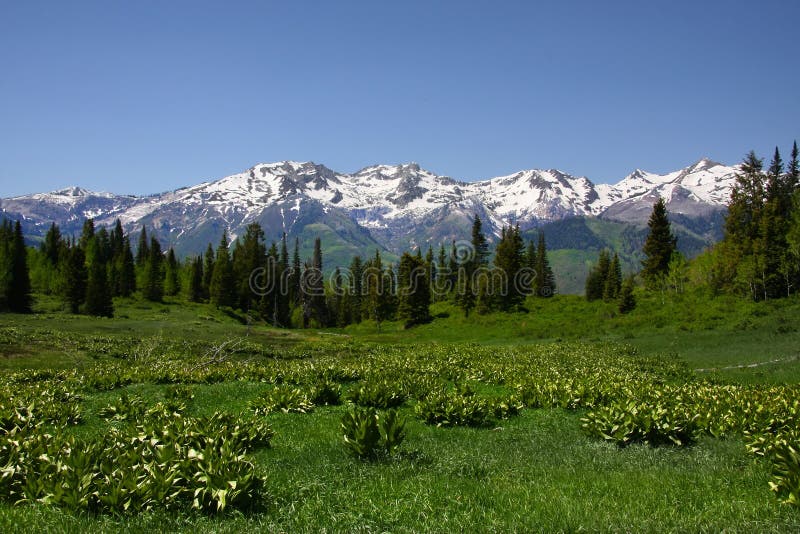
(397, 252, 431, 327)
(290, 237, 301, 307)
(308, 237, 327, 326)
(62, 245, 87, 314)
(210, 231, 235, 308)
(457, 215, 489, 316)
(787, 141, 799, 193)
(136, 226, 150, 267)
(79, 219, 95, 251)
(435, 243, 448, 301)
(602, 253, 622, 301)
(117, 236, 136, 297)
(425, 246, 435, 304)
(85, 254, 113, 317)
(1, 221, 32, 313)
(141, 236, 164, 302)
(202, 243, 214, 301)
(164, 248, 180, 296)
(275, 234, 291, 327)
(534, 232, 556, 298)
(187, 255, 204, 303)
(585, 249, 610, 301)
(348, 255, 364, 324)
(493, 225, 526, 309)
(641, 198, 677, 289)
(42, 222, 62, 266)
(366, 250, 390, 330)
(618, 275, 636, 314)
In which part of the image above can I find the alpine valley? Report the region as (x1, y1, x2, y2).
(1, 158, 738, 293)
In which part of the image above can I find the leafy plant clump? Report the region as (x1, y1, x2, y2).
(250, 386, 314, 415)
(341, 407, 406, 460)
(346, 380, 406, 409)
(415, 390, 520, 428)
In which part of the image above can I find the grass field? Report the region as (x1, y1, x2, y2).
(0, 291, 799, 532)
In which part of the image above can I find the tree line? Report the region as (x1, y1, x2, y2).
(1, 213, 557, 327)
(582, 140, 800, 306)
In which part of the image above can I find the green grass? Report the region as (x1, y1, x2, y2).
(1, 291, 799, 531)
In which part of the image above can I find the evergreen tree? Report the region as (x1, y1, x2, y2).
(618, 276, 636, 314)
(110, 219, 125, 258)
(233, 223, 266, 311)
(42, 222, 62, 266)
(0, 221, 32, 313)
(493, 225, 526, 309)
(425, 246, 435, 304)
(258, 243, 279, 324)
(366, 250, 390, 330)
(142, 236, 164, 302)
(164, 248, 181, 296)
(787, 141, 799, 193)
(585, 249, 610, 301)
(202, 243, 214, 301)
(85, 254, 113, 317)
(79, 219, 95, 251)
(117, 236, 136, 297)
(62, 245, 87, 314)
(435, 243, 448, 301)
(136, 226, 150, 267)
(348, 255, 364, 324)
(397, 251, 431, 327)
(307, 237, 327, 325)
(457, 215, 489, 316)
(187, 255, 205, 303)
(534, 232, 556, 298)
(470, 214, 490, 267)
(329, 267, 347, 327)
(602, 253, 622, 301)
(290, 237, 301, 307)
(210, 231, 235, 308)
(641, 198, 677, 289)
(275, 234, 292, 327)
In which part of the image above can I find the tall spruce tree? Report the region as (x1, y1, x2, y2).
(202, 243, 214, 301)
(136, 226, 150, 267)
(603, 253, 622, 301)
(42, 222, 62, 266)
(117, 236, 136, 297)
(534, 232, 556, 298)
(493, 225, 526, 310)
(187, 255, 205, 303)
(397, 251, 431, 327)
(210, 231, 235, 308)
(641, 198, 677, 289)
(618, 275, 636, 314)
(233, 223, 266, 311)
(142, 236, 164, 302)
(585, 249, 610, 301)
(62, 245, 87, 314)
(275, 235, 291, 327)
(308, 237, 327, 326)
(0, 220, 32, 313)
(164, 248, 180, 297)
(348, 255, 364, 324)
(85, 254, 113, 317)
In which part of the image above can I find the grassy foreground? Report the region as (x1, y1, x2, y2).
(0, 292, 798, 532)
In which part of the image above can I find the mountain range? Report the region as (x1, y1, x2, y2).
(1, 158, 738, 292)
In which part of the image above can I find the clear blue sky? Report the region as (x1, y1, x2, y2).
(1, 0, 798, 197)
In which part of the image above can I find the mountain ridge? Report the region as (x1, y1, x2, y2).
(1, 158, 738, 274)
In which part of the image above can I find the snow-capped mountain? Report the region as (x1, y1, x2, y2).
(0, 158, 739, 263)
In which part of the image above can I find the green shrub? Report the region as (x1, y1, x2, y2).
(341, 407, 406, 460)
(250, 386, 313, 416)
(347, 380, 406, 409)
